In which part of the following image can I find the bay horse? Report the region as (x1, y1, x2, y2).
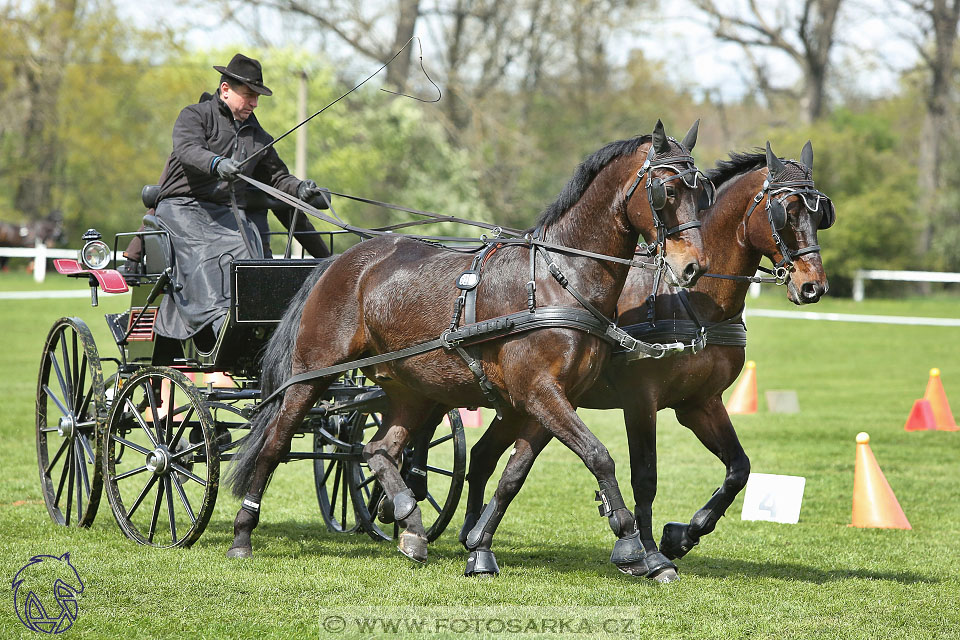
(0, 210, 64, 270)
(460, 141, 832, 581)
(226, 120, 711, 574)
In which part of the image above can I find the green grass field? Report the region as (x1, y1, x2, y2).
(2, 272, 959, 639)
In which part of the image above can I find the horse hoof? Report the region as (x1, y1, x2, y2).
(226, 546, 252, 559)
(398, 531, 428, 564)
(465, 549, 499, 577)
(650, 567, 680, 583)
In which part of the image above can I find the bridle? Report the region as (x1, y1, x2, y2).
(624, 142, 715, 260)
(742, 162, 833, 269)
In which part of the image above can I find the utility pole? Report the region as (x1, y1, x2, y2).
(291, 69, 309, 257)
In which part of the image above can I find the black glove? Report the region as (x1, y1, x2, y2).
(297, 180, 330, 209)
(215, 157, 241, 180)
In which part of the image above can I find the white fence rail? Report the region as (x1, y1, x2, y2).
(852, 269, 960, 301)
(0, 242, 122, 283)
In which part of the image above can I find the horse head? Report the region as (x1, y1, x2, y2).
(748, 141, 831, 304)
(35, 210, 66, 247)
(625, 119, 709, 288)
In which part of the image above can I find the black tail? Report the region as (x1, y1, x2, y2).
(226, 258, 335, 498)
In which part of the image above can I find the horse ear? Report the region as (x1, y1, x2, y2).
(800, 140, 814, 171)
(652, 119, 669, 153)
(680, 119, 700, 151)
(765, 141, 786, 178)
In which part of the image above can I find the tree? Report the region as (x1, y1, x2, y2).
(1, 0, 79, 221)
(692, 0, 845, 123)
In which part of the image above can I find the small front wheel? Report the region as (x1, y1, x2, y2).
(101, 367, 218, 548)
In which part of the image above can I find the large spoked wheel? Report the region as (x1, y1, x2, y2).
(102, 367, 218, 548)
(351, 409, 466, 542)
(313, 413, 364, 534)
(36, 318, 105, 527)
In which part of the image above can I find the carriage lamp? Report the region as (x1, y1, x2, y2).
(79, 228, 111, 270)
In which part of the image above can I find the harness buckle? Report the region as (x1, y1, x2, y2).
(440, 330, 457, 350)
(773, 266, 790, 285)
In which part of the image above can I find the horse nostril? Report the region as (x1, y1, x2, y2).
(801, 282, 821, 300)
(683, 261, 701, 282)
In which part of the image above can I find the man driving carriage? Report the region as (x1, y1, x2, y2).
(153, 52, 330, 351)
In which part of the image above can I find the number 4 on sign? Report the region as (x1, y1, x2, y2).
(740, 473, 806, 524)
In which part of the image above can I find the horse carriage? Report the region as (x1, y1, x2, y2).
(33, 118, 834, 579)
(35, 187, 466, 549)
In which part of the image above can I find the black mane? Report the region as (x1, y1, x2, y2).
(534, 134, 653, 230)
(707, 150, 810, 187)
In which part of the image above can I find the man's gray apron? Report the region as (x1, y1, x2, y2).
(154, 196, 263, 341)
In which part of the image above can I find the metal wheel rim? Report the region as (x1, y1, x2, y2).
(102, 367, 218, 548)
(36, 317, 105, 527)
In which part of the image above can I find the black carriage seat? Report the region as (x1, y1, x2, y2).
(140, 213, 174, 275)
(141, 184, 161, 210)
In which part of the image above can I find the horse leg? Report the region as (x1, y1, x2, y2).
(459, 410, 519, 547)
(462, 421, 551, 577)
(228, 382, 326, 558)
(621, 402, 679, 581)
(660, 396, 751, 560)
(362, 402, 437, 563)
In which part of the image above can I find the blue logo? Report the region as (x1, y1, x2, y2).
(11, 553, 84, 634)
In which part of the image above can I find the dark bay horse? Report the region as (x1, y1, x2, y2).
(461, 142, 832, 581)
(226, 120, 711, 573)
(0, 210, 64, 270)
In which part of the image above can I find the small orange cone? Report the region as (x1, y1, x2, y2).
(904, 399, 936, 431)
(851, 432, 911, 529)
(923, 368, 957, 431)
(726, 360, 758, 414)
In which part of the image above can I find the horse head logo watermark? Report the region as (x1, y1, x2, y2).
(11, 553, 84, 634)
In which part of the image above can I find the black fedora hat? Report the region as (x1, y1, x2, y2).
(213, 53, 273, 96)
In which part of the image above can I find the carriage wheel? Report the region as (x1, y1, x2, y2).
(36, 318, 105, 527)
(101, 367, 218, 548)
(313, 413, 363, 534)
(350, 409, 466, 542)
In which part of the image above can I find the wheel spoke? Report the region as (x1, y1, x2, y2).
(319, 454, 337, 487)
(65, 441, 75, 526)
(127, 474, 158, 520)
(168, 406, 195, 454)
(147, 481, 163, 543)
(53, 442, 71, 512)
(70, 330, 79, 400)
(329, 462, 342, 518)
(79, 433, 95, 465)
(425, 490, 442, 514)
(111, 435, 151, 456)
(76, 366, 94, 422)
(43, 384, 70, 419)
(49, 351, 72, 413)
(425, 464, 454, 478)
(340, 463, 349, 525)
(144, 382, 164, 444)
(74, 444, 84, 519)
(429, 432, 454, 448)
(164, 383, 176, 445)
(169, 439, 205, 461)
(76, 443, 91, 497)
(356, 472, 376, 490)
(169, 463, 206, 486)
(165, 477, 177, 543)
(171, 472, 196, 524)
(45, 438, 70, 476)
(114, 465, 150, 481)
(126, 398, 159, 448)
(59, 333, 74, 410)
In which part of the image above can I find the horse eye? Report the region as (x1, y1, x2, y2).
(665, 186, 676, 198)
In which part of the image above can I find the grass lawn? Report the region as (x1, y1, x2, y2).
(1, 278, 959, 639)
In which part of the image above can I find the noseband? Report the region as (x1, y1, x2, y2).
(743, 167, 830, 268)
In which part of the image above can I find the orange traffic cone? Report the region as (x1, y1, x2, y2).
(851, 432, 911, 529)
(923, 368, 957, 431)
(726, 360, 758, 414)
(904, 399, 936, 431)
